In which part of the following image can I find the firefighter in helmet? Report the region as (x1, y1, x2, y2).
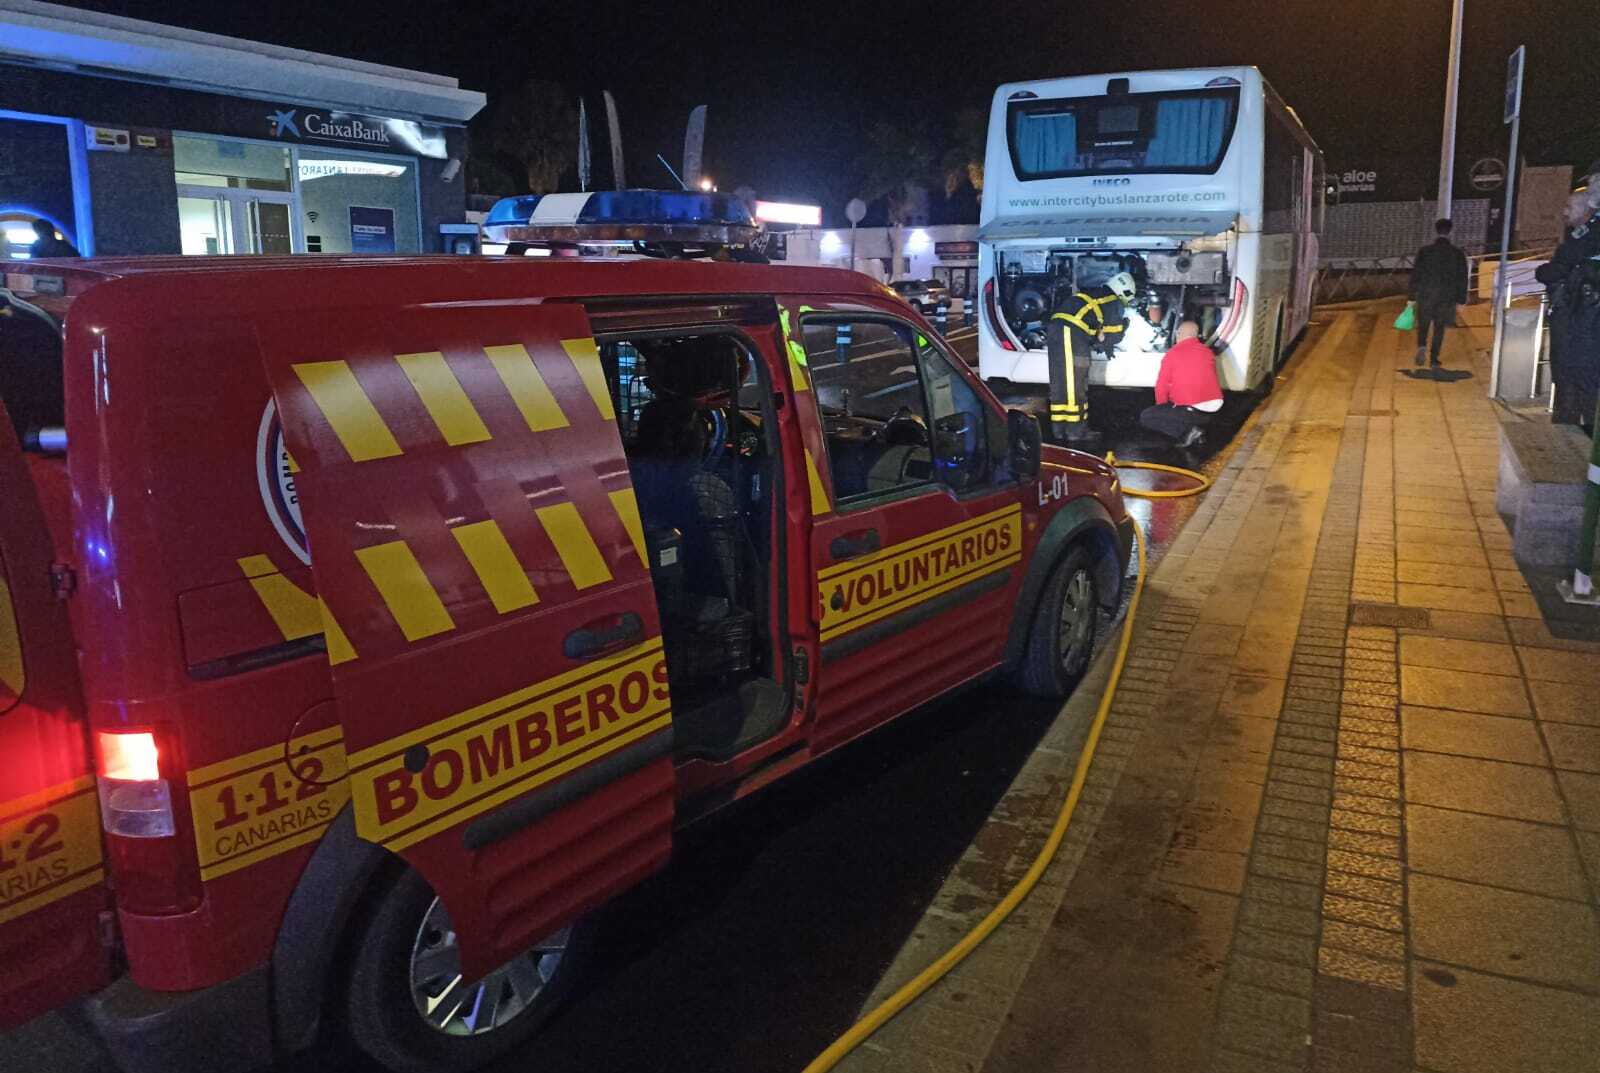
(1046, 271, 1138, 442)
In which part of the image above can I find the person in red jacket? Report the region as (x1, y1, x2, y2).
(1140, 320, 1223, 448)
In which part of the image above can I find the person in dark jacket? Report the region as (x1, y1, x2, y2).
(27, 219, 79, 259)
(1535, 184, 1600, 431)
(1408, 218, 1469, 368)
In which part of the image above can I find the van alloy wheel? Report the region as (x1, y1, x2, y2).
(408, 897, 571, 1037)
(1057, 567, 1095, 676)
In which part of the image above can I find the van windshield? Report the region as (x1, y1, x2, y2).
(1007, 86, 1240, 179)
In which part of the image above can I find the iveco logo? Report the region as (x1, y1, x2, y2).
(1091, 177, 1132, 187)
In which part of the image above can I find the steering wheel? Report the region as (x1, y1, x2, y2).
(879, 407, 928, 447)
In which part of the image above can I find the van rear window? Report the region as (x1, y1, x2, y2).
(0, 290, 66, 437)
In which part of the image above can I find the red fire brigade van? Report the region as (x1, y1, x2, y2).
(0, 253, 1132, 1072)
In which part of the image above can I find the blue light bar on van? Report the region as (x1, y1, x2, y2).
(483, 190, 760, 247)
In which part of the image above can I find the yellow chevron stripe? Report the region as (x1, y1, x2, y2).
(0, 574, 23, 701)
(237, 555, 323, 640)
(395, 351, 492, 446)
(354, 540, 455, 641)
(609, 488, 649, 566)
(561, 337, 615, 421)
(319, 598, 358, 664)
(484, 343, 570, 432)
(450, 519, 539, 614)
(805, 449, 832, 515)
(238, 555, 359, 662)
(292, 360, 402, 462)
(536, 502, 613, 588)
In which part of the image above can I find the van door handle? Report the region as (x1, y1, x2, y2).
(564, 611, 644, 660)
(830, 529, 880, 561)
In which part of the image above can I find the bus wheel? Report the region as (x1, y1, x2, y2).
(1015, 545, 1099, 698)
(345, 868, 592, 1073)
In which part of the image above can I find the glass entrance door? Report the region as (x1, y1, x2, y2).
(175, 187, 300, 255)
(178, 194, 234, 255)
(246, 199, 295, 254)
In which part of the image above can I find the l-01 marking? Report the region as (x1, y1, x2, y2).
(1038, 473, 1070, 507)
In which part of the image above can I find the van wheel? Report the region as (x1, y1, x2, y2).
(1014, 545, 1099, 698)
(344, 868, 591, 1073)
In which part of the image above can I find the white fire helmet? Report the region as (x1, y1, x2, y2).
(1106, 272, 1138, 301)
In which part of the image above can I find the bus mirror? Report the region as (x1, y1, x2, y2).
(1007, 410, 1041, 480)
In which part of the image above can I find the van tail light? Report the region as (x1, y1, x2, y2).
(96, 728, 202, 914)
(97, 730, 173, 837)
(983, 278, 1016, 351)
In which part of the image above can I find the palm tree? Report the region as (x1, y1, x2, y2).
(941, 106, 987, 197)
(483, 80, 579, 194)
(857, 120, 936, 277)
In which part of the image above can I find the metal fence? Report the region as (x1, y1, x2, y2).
(1315, 247, 1556, 306)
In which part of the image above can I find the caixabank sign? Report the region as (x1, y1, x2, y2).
(263, 104, 447, 159)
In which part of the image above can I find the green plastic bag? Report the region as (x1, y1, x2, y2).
(1394, 301, 1416, 331)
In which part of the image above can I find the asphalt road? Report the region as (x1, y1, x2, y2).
(6, 318, 1322, 1073)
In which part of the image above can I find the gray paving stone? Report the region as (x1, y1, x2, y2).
(1403, 752, 1564, 824)
(1256, 834, 1326, 864)
(1242, 875, 1322, 911)
(1234, 925, 1318, 969)
(1413, 961, 1600, 1073)
(1261, 797, 1331, 825)
(1239, 898, 1320, 937)
(1229, 952, 1315, 998)
(1250, 853, 1323, 885)
(1410, 874, 1600, 989)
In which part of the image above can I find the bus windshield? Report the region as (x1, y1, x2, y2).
(1007, 86, 1240, 179)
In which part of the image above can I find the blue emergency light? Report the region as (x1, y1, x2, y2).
(483, 189, 760, 252)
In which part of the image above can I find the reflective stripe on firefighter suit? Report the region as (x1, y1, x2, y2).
(1046, 288, 1126, 440)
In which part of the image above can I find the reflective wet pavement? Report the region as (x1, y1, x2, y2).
(833, 304, 1600, 1073)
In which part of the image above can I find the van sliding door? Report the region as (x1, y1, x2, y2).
(253, 301, 674, 980)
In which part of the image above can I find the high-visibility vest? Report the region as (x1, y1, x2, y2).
(1050, 290, 1125, 337)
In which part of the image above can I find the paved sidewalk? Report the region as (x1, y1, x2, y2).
(837, 304, 1600, 1073)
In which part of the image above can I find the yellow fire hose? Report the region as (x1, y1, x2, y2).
(802, 457, 1209, 1073)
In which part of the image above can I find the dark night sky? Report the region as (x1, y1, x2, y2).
(57, 0, 1600, 216)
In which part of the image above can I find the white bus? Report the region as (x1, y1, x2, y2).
(977, 67, 1324, 393)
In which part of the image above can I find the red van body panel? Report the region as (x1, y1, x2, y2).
(0, 256, 1130, 1054)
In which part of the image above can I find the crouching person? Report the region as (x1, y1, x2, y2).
(1139, 320, 1223, 448)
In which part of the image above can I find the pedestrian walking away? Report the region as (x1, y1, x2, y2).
(1139, 320, 1223, 448)
(1046, 270, 1135, 442)
(26, 218, 79, 258)
(1535, 179, 1600, 432)
(1408, 218, 1468, 368)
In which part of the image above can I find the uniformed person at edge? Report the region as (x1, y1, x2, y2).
(1045, 271, 1138, 442)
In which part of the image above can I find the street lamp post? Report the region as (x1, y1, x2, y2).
(1437, 0, 1465, 218)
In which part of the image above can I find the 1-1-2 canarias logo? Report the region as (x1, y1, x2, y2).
(256, 400, 310, 565)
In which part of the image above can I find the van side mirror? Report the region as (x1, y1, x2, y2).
(1007, 409, 1041, 480)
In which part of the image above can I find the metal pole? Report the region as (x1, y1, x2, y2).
(850, 222, 857, 273)
(1487, 111, 1521, 398)
(1530, 291, 1547, 399)
(1559, 398, 1600, 604)
(1437, 0, 1464, 218)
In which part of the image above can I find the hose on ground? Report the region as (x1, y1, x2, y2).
(803, 457, 1208, 1073)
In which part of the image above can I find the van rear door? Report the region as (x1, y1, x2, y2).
(0, 295, 111, 1029)
(254, 300, 673, 981)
